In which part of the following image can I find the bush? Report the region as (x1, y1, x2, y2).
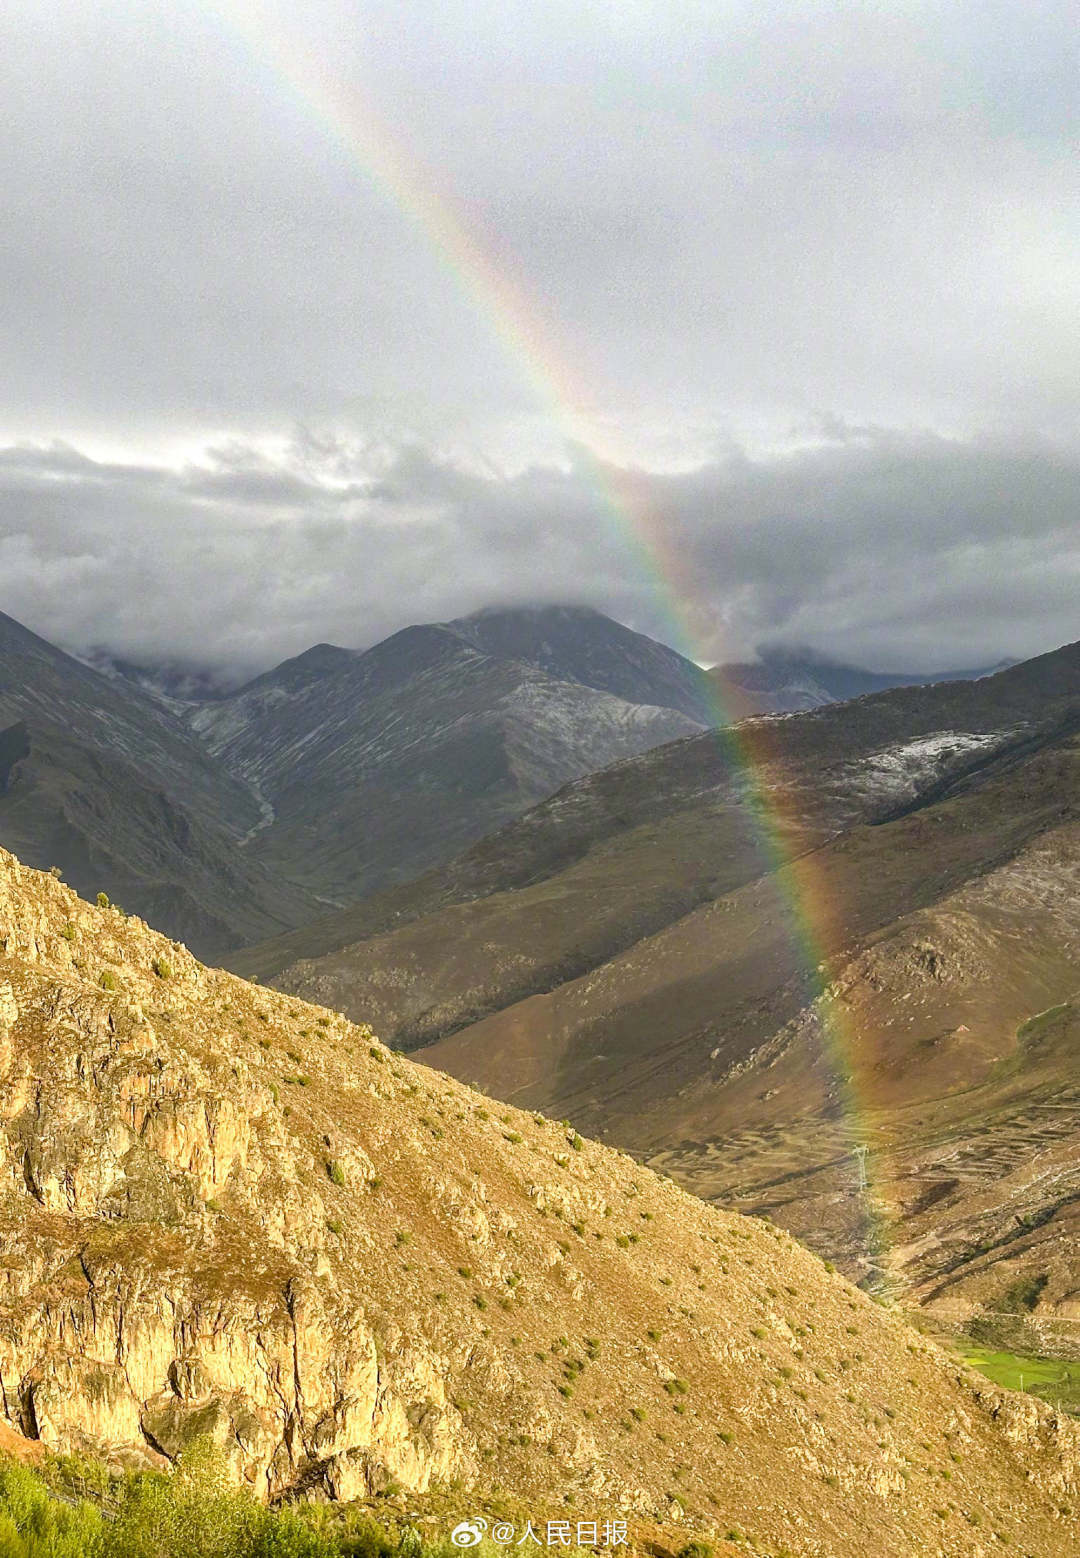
(327, 1160, 346, 1187)
(0, 1440, 342, 1557)
(60, 923, 77, 942)
(152, 958, 173, 980)
(96, 892, 110, 909)
(99, 971, 117, 992)
(0, 1458, 105, 1557)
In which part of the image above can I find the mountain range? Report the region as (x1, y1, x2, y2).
(0, 602, 992, 957)
(232, 639, 1080, 1357)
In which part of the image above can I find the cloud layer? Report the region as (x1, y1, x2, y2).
(2, 2, 1078, 672)
(2, 429, 1076, 682)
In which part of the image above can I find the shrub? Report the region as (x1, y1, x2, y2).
(96, 892, 109, 908)
(0, 1439, 342, 1558)
(0, 1458, 105, 1557)
(327, 1160, 346, 1187)
(60, 923, 77, 941)
(152, 958, 173, 980)
(99, 971, 117, 992)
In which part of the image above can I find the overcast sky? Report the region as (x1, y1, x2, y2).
(2, 0, 1078, 678)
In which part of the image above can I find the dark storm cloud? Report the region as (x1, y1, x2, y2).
(1, 430, 1076, 681)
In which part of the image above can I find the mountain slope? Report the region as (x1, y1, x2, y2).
(234, 642, 1080, 1030)
(0, 612, 318, 954)
(710, 652, 1005, 716)
(190, 609, 708, 902)
(232, 645, 1080, 1339)
(0, 846, 1077, 1554)
(414, 728, 1080, 1338)
(448, 604, 716, 721)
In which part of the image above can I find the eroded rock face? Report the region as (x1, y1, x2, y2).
(1, 846, 1079, 1555)
(0, 857, 475, 1497)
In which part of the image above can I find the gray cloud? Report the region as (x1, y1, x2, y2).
(1, 429, 1076, 682)
(3, 0, 1080, 448)
(1, 2, 1078, 671)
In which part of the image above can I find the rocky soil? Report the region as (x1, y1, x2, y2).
(1, 848, 1079, 1553)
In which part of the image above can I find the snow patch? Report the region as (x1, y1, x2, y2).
(844, 729, 1016, 805)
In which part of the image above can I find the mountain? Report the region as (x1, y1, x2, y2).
(449, 604, 716, 721)
(232, 643, 1080, 1343)
(234, 640, 1080, 1023)
(710, 651, 1007, 716)
(186, 607, 710, 903)
(0, 611, 319, 955)
(1, 846, 1077, 1554)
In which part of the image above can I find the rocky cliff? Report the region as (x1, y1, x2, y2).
(0, 848, 1078, 1553)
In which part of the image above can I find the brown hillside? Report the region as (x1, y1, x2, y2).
(417, 735, 1080, 1342)
(1, 849, 1078, 1554)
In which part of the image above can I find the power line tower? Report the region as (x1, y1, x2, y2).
(853, 1143, 869, 1192)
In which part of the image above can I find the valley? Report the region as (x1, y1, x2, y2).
(2, 602, 1079, 1548)
(232, 641, 1080, 1370)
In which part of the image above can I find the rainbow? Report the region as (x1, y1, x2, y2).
(209, 0, 892, 1279)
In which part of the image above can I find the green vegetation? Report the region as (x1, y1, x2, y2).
(99, 971, 117, 992)
(327, 1160, 346, 1188)
(96, 892, 109, 908)
(0, 1442, 334, 1556)
(60, 922, 76, 941)
(1016, 1003, 1072, 1042)
(0, 1445, 597, 1558)
(955, 1343, 1080, 1414)
(152, 958, 173, 980)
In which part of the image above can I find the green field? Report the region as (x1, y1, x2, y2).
(955, 1344, 1080, 1414)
